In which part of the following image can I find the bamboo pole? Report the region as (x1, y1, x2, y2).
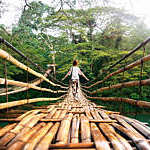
(36, 123, 60, 150)
(37, 110, 68, 150)
(0, 118, 62, 122)
(71, 114, 80, 143)
(56, 113, 73, 144)
(91, 79, 150, 94)
(0, 37, 44, 72)
(0, 49, 67, 88)
(23, 123, 53, 150)
(48, 142, 94, 149)
(87, 96, 150, 108)
(0, 78, 67, 94)
(114, 115, 150, 139)
(84, 54, 150, 89)
(7, 113, 46, 148)
(0, 69, 52, 96)
(0, 112, 37, 146)
(0, 123, 16, 137)
(90, 123, 111, 150)
(112, 123, 150, 150)
(90, 120, 116, 123)
(108, 36, 150, 70)
(17, 109, 41, 120)
(7, 123, 45, 150)
(0, 96, 64, 110)
(99, 123, 127, 150)
(80, 114, 91, 143)
(98, 111, 110, 120)
(91, 111, 102, 120)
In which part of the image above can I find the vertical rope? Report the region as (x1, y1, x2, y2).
(138, 47, 145, 99)
(4, 60, 8, 113)
(40, 78, 43, 99)
(26, 58, 29, 104)
(112, 72, 117, 111)
(139, 60, 144, 99)
(120, 62, 126, 114)
(136, 47, 145, 118)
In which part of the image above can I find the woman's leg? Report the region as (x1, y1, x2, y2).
(76, 79, 79, 93)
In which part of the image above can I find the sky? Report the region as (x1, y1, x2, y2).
(0, 0, 150, 30)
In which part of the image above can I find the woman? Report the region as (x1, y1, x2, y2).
(62, 60, 89, 95)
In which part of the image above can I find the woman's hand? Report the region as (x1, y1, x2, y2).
(86, 78, 89, 81)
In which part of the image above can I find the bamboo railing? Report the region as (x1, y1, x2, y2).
(1, 37, 150, 149)
(0, 78, 66, 93)
(90, 79, 150, 94)
(87, 96, 150, 108)
(0, 86, 150, 150)
(0, 96, 64, 110)
(83, 53, 150, 89)
(0, 69, 52, 96)
(0, 49, 67, 89)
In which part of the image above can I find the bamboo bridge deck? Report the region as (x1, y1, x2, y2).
(0, 87, 150, 150)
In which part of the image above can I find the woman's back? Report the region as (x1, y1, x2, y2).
(71, 66, 81, 80)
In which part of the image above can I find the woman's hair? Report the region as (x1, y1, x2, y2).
(73, 60, 78, 66)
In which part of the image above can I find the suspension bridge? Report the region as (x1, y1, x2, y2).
(0, 37, 150, 150)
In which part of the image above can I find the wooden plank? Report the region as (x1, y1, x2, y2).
(112, 123, 150, 150)
(118, 115, 150, 139)
(90, 123, 111, 150)
(23, 123, 53, 150)
(7, 114, 46, 147)
(0, 124, 16, 137)
(49, 142, 94, 149)
(56, 113, 73, 144)
(7, 123, 45, 150)
(71, 115, 80, 143)
(36, 123, 60, 150)
(81, 114, 91, 143)
(0, 112, 36, 146)
(90, 119, 117, 123)
(99, 123, 126, 150)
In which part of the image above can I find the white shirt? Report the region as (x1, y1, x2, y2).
(70, 66, 81, 80)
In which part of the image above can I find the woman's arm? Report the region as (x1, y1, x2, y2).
(62, 67, 72, 81)
(62, 71, 71, 81)
(79, 69, 89, 81)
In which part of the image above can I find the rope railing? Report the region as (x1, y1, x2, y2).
(0, 49, 68, 89)
(0, 78, 67, 94)
(83, 53, 150, 89)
